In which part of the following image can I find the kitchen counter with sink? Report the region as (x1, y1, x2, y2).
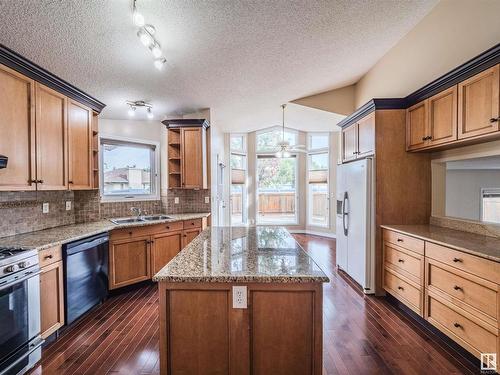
(0, 213, 210, 251)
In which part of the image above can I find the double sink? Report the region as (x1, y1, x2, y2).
(110, 215, 173, 225)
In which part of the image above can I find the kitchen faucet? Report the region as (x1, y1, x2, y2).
(131, 207, 142, 218)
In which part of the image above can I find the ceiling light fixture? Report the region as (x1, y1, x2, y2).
(132, 1, 167, 71)
(126, 100, 154, 119)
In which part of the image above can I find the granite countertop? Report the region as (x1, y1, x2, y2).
(0, 213, 211, 251)
(153, 226, 330, 283)
(381, 224, 500, 262)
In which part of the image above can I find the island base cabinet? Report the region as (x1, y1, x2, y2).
(109, 236, 151, 289)
(158, 282, 323, 375)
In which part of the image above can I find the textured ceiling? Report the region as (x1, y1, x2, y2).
(0, 0, 437, 131)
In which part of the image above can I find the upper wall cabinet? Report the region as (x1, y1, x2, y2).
(341, 113, 374, 162)
(0, 58, 102, 191)
(163, 119, 209, 190)
(406, 64, 500, 152)
(458, 65, 499, 139)
(68, 100, 93, 190)
(0, 65, 36, 191)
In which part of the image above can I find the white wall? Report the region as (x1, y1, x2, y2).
(99, 118, 162, 142)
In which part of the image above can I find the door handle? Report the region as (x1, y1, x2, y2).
(342, 192, 348, 236)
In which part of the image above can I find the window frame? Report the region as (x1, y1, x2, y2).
(230, 134, 248, 226)
(307, 132, 330, 228)
(255, 154, 299, 226)
(480, 187, 500, 224)
(99, 134, 160, 202)
(255, 126, 299, 154)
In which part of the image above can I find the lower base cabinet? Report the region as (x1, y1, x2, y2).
(109, 218, 207, 290)
(39, 248, 65, 339)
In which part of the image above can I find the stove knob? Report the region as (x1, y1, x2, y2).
(5, 264, 19, 273)
(18, 261, 29, 269)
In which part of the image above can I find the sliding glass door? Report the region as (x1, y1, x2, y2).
(256, 155, 297, 225)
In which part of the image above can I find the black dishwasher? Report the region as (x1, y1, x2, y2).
(63, 232, 109, 325)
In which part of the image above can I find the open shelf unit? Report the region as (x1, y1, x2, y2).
(168, 128, 182, 188)
(91, 112, 99, 189)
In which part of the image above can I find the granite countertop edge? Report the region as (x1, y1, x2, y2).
(380, 224, 500, 262)
(0, 213, 211, 251)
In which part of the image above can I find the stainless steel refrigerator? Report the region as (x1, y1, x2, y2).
(336, 157, 375, 294)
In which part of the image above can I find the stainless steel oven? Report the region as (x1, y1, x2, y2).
(0, 249, 42, 375)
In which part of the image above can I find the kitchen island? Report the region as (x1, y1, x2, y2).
(153, 226, 329, 375)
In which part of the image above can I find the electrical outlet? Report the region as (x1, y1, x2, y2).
(174, 197, 179, 204)
(66, 201, 72, 211)
(232, 286, 247, 309)
(42, 202, 49, 214)
(204, 196, 210, 204)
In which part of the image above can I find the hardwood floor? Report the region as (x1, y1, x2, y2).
(29, 234, 478, 374)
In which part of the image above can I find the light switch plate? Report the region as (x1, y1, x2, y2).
(66, 201, 72, 211)
(204, 196, 210, 204)
(42, 203, 49, 214)
(174, 197, 179, 204)
(232, 286, 247, 309)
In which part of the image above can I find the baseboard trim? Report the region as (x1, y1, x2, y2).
(287, 229, 336, 239)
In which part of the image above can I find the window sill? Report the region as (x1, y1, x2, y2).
(100, 195, 160, 203)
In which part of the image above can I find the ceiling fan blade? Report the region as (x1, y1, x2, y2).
(290, 148, 308, 153)
(292, 144, 306, 148)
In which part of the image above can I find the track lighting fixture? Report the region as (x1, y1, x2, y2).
(126, 100, 154, 119)
(132, 0, 166, 71)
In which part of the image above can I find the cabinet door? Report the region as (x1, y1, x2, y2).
(35, 83, 68, 190)
(183, 228, 201, 248)
(342, 124, 357, 162)
(428, 86, 457, 147)
(68, 100, 92, 190)
(151, 230, 183, 274)
(109, 236, 151, 289)
(357, 113, 375, 157)
(181, 128, 203, 188)
(458, 64, 499, 139)
(0, 65, 36, 190)
(40, 261, 65, 338)
(406, 101, 428, 151)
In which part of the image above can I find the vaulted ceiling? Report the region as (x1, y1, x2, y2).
(0, 0, 438, 131)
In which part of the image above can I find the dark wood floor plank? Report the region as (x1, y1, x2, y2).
(29, 234, 479, 375)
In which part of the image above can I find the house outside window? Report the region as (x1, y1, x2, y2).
(100, 137, 159, 201)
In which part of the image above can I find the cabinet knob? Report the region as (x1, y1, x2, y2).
(490, 117, 499, 123)
(397, 286, 404, 291)
(44, 254, 53, 260)
(421, 136, 427, 141)
(453, 322, 462, 329)
(452, 257, 462, 263)
(69, 180, 73, 184)
(398, 259, 404, 263)
(352, 151, 357, 155)
(37, 180, 44, 183)
(453, 285, 462, 291)
(128, 231, 133, 235)
(166, 226, 170, 230)
(397, 238, 403, 242)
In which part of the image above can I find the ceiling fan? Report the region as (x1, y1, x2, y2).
(272, 104, 307, 157)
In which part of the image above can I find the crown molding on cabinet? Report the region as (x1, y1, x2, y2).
(0, 44, 106, 113)
(338, 43, 500, 129)
(162, 118, 210, 129)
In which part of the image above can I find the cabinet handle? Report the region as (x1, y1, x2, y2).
(422, 136, 427, 141)
(452, 257, 462, 263)
(128, 231, 133, 235)
(352, 151, 357, 155)
(44, 254, 53, 260)
(397, 286, 404, 291)
(166, 226, 170, 230)
(397, 238, 403, 242)
(453, 322, 462, 329)
(453, 285, 462, 291)
(37, 179, 44, 184)
(183, 234, 187, 237)
(398, 259, 404, 263)
(68, 180, 73, 184)
(490, 117, 499, 123)
(30, 179, 37, 183)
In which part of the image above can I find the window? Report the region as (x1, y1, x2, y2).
(256, 155, 297, 224)
(100, 137, 158, 201)
(256, 127, 298, 152)
(481, 188, 500, 224)
(230, 134, 247, 225)
(307, 133, 329, 227)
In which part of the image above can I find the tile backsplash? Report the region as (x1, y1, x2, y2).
(0, 189, 210, 238)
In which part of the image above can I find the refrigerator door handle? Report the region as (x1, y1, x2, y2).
(342, 192, 349, 236)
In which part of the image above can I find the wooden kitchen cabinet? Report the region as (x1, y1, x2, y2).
(458, 64, 499, 139)
(341, 113, 374, 162)
(35, 83, 68, 190)
(68, 100, 93, 190)
(109, 236, 151, 289)
(151, 230, 183, 274)
(0, 65, 36, 191)
(181, 128, 205, 189)
(183, 227, 202, 247)
(40, 259, 65, 339)
(427, 86, 458, 146)
(406, 101, 428, 151)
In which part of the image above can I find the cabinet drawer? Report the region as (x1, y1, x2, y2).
(426, 242, 500, 284)
(384, 243, 423, 283)
(39, 246, 62, 268)
(384, 268, 422, 315)
(426, 294, 497, 360)
(427, 260, 498, 323)
(111, 221, 183, 240)
(382, 229, 424, 255)
(183, 218, 202, 229)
